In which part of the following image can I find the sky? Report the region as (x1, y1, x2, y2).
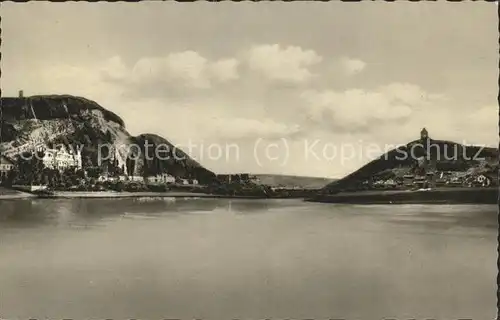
(1, 2, 498, 178)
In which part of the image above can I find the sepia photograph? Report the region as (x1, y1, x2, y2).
(0, 1, 498, 319)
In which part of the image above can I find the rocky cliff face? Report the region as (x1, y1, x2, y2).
(0, 95, 216, 183)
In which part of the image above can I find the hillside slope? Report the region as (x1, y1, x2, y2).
(322, 138, 498, 193)
(133, 133, 215, 183)
(0, 95, 216, 183)
(253, 174, 336, 189)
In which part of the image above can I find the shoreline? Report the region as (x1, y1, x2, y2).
(1, 187, 497, 204)
(34, 191, 272, 200)
(0, 186, 36, 200)
(307, 187, 499, 205)
(0, 193, 36, 200)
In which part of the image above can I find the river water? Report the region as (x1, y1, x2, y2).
(0, 198, 497, 319)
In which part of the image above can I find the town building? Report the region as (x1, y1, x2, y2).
(146, 173, 176, 185)
(413, 176, 427, 189)
(178, 178, 189, 185)
(384, 179, 397, 188)
(216, 173, 252, 184)
(97, 174, 118, 183)
(128, 176, 144, 182)
(403, 174, 414, 188)
(449, 176, 464, 187)
(0, 155, 15, 183)
(39, 145, 82, 171)
(425, 171, 436, 188)
(249, 175, 260, 184)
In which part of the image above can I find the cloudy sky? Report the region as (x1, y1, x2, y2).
(2, 2, 497, 178)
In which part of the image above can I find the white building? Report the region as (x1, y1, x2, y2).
(128, 176, 144, 182)
(97, 174, 118, 183)
(178, 178, 189, 185)
(39, 145, 82, 171)
(384, 179, 396, 186)
(0, 155, 15, 182)
(249, 175, 260, 184)
(146, 173, 176, 185)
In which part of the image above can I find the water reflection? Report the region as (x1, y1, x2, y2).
(0, 198, 308, 229)
(0, 198, 211, 228)
(360, 204, 499, 231)
(0, 199, 496, 233)
(0, 198, 496, 319)
(228, 198, 310, 214)
(0, 200, 54, 228)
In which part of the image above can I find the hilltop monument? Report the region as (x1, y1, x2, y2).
(420, 127, 429, 141)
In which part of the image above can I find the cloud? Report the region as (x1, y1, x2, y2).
(379, 83, 444, 106)
(299, 83, 447, 133)
(453, 105, 498, 146)
(101, 56, 128, 80)
(101, 51, 239, 91)
(209, 58, 240, 82)
(247, 44, 322, 83)
(341, 57, 366, 76)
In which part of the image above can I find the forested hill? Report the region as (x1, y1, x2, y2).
(0, 94, 216, 183)
(322, 137, 498, 193)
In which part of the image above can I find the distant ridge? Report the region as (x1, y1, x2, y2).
(253, 174, 336, 189)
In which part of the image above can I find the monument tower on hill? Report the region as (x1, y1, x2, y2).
(420, 127, 429, 141)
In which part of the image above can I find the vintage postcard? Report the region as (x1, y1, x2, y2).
(0, 1, 497, 319)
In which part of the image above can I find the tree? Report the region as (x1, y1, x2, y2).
(86, 166, 102, 179)
(126, 157, 136, 176)
(15, 151, 46, 185)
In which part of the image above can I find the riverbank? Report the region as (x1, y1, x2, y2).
(307, 187, 498, 204)
(0, 187, 36, 200)
(35, 190, 272, 199)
